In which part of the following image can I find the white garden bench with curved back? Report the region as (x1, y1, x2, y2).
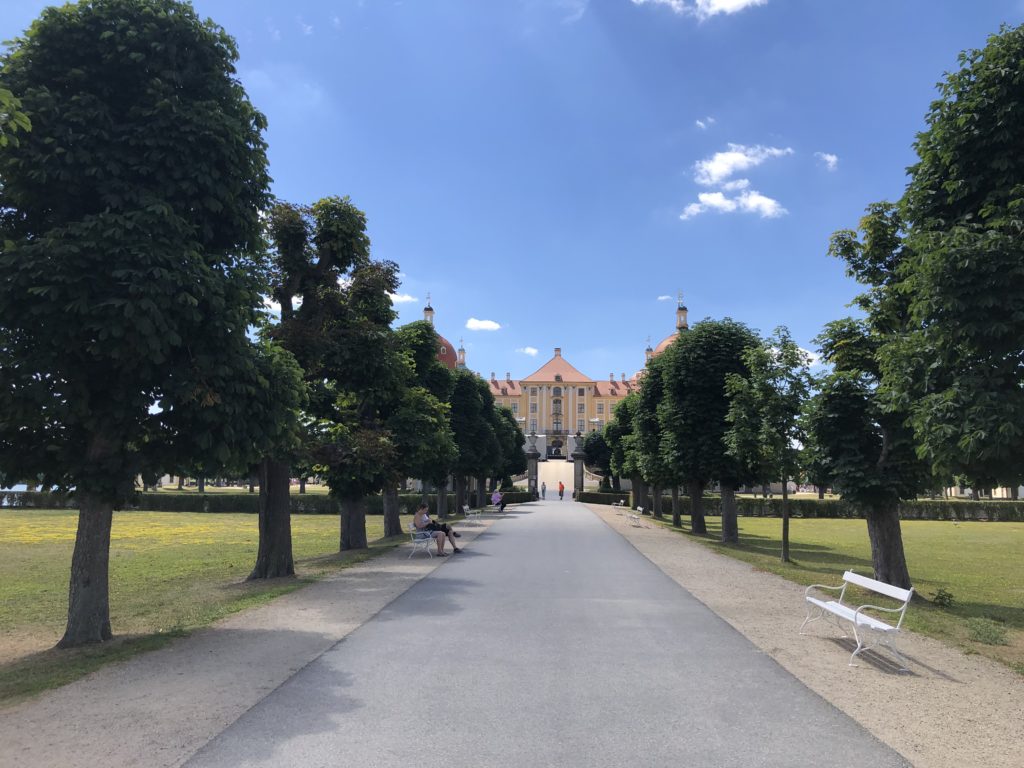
(800, 570, 914, 671)
(408, 523, 438, 558)
(462, 503, 482, 519)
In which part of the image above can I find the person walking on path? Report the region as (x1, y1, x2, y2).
(541, 481, 546, 499)
(414, 502, 461, 555)
(558, 481, 564, 500)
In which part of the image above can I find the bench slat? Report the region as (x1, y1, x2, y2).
(806, 598, 897, 632)
(843, 570, 913, 602)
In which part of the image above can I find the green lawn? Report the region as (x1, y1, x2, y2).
(0, 509, 411, 704)
(654, 514, 1024, 672)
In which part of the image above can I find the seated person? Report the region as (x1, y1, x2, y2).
(414, 502, 461, 555)
(491, 490, 507, 513)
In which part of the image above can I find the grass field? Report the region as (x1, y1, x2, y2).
(655, 515, 1024, 672)
(0, 509, 411, 704)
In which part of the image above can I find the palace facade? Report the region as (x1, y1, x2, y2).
(425, 296, 689, 459)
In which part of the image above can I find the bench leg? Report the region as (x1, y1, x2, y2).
(799, 603, 826, 635)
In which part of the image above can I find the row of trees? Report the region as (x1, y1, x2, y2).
(593, 24, 1024, 591)
(0, 0, 523, 648)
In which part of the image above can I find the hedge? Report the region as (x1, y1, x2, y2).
(0, 491, 460, 516)
(580, 493, 1024, 522)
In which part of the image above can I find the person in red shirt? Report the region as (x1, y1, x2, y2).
(558, 481, 564, 500)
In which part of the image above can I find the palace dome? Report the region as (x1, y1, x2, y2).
(652, 331, 682, 357)
(436, 334, 458, 369)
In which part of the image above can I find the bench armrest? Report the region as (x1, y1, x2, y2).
(854, 603, 904, 616)
(804, 583, 842, 598)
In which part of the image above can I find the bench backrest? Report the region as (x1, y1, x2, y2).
(843, 571, 913, 603)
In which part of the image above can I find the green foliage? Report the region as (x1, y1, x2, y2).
(966, 617, 1009, 646)
(659, 318, 760, 488)
(581, 431, 612, 476)
(606, 392, 640, 479)
(633, 353, 679, 488)
(881, 25, 1024, 491)
(493, 406, 527, 481)
(577, 491, 630, 505)
(725, 327, 813, 486)
(0, 87, 30, 147)
(0, 0, 273, 503)
(932, 588, 956, 608)
(449, 369, 501, 478)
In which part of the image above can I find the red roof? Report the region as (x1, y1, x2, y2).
(436, 335, 457, 369)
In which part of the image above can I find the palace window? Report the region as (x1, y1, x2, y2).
(511, 402, 518, 414)
(530, 418, 537, 432)
(578, 387, 585, 397)
(597, 403, 604, 414)
(530, 402, 537, 414)
(552, 399, 562, 415)
(577, 419, 585, 433)
(552, 386, 562, 397)
(530, 387, 537, 395)
(553, 418, 562, 432)
(577, 402, 585, 414)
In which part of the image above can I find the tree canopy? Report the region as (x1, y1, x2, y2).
(0, 0, 277, 645)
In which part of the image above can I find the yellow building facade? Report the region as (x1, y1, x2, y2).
(424, 296, 689, 458)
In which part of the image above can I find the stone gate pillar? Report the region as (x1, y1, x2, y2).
(526, 432, 540, 499)
(571, 433, 585, 501)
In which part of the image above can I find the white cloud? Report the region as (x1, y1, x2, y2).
(815, 151, 839, 171)
(389, 292, 417, 304)
(631, 0, 768, 21)
(695, 116, 716, 130)
(736, 190, 786, 217)
(721, 178, 750, 191)
(516, 346, 539, 357)
(265, 18, 281, 41)
(657, 295, 672, 301)
(466, 318, 502, 331)
(799, 347, 823, 367)
(332, 15, 342, 30)
(694, 144, 793, 186)
(297, 17, 313, 35)
(680, 189, 786, 220)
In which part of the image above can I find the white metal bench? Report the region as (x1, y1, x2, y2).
(628, 506, 644, 527)
(462, 503, 482, 518)
(800, 570, 914, 670)
(408, 523, 438, 558)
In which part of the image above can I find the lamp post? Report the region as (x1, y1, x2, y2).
(589, 417, 600, 433)
(571, 431, 585, 501)
(525, 430, 540, 500)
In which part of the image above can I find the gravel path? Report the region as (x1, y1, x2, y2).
(586, 504, 1024, 768)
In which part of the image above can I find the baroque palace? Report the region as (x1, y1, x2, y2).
(423, 296, 689, 460)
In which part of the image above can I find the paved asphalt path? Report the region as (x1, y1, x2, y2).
(185, 500, 909, 768)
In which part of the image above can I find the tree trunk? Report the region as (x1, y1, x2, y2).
(436, 483, 449, 520)
(671, 486, 681, 528)
(248, 458, 295, 580)
(177, 476, 184, 490)
(298, 477, 306, 494)
(780, 477, 791, 563)
(248, 472, 256, 494)
(197, 476, 205, 494)
(817, 485, 824, 500)
(382, 484, 402, 538)
(59, 490, 115, 647)
(651, 484, 663, 519)
(688, 479, 706, 534)
(454, 476, 467, 512)
(477, 475, 487, 508)
(865, 503, 911, 589)
(612, 475, 620, 491)
(1011, 486, 1019, 501)
(720, 483, 739, 544)
(421, 479, 430, 505)
(631, 475, 646, 510)
(340, 496, 369, 551)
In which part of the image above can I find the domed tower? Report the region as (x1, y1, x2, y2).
(652, 291, 689, 358)
(424, 294, 458, 369)
(456, 338, 467, 370)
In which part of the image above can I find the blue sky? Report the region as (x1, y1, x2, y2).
(4, 0, 1023, 380)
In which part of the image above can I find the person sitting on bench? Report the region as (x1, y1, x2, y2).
(414, 502, 461, 555)
(491, 489, 507, 513)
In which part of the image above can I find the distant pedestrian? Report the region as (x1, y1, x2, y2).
(541, 482, 547, 499)
(558, 481, 564, 500)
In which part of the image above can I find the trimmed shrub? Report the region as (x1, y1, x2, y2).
(577, 491, 630, 505)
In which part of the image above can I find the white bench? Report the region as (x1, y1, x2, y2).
(462, 503, 482, 519)
(628, 506, 644, 527)
(408, 523, 438, 558)
(800, 570, 914, 670)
